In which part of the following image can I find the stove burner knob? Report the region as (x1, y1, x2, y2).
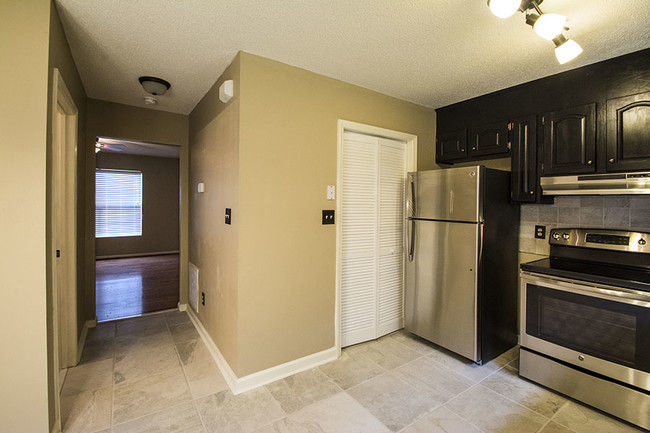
(552, 232, 560, 240)
(578, 355, 585, 361)
(640, 238, 647, 246)
(562, 233, 570, 241)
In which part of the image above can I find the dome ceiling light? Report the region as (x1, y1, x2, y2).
(488, 0, 583, 64)
(138, 76, 171, 96)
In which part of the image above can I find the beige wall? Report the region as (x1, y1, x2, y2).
(189, 54, 241, 371)
(236, 53, 436, 375)
(189, 52, 436, 377)
(0, 1, 51, 430)
(96, 152, 180, 257)
(85, 99, 190, 315)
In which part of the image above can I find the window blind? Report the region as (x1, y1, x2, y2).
(96, 169, 142, 238)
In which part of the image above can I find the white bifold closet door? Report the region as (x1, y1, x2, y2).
(341, 131, 407, 347)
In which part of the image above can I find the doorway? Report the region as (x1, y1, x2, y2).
(336, 121, 417, 349)
(51, 68, 79, 432)
(94, 137, 181, 322)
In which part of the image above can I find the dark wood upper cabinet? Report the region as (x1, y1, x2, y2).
(436, 129, 468, 163)
(542, 103, 596, 175)
(468, 121, 510, 157)
(606, 91, 650, 172)
(510, 115, 537, 202)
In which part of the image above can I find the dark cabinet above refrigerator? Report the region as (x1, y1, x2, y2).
(434, 48, 650, 203)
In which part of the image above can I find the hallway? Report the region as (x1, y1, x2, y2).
(60, 311, 642, 433)
(95, 255, 180, 322)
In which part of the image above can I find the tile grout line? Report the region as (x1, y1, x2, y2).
(167, 311, 211, 433)
(476, 363, 570, 423)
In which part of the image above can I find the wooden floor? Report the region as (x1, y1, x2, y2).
(96, 254, 179, 322)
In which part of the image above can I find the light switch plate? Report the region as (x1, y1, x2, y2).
(327, 185, 335, 200)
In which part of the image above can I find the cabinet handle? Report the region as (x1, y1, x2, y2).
(609, 158, 615, 163)
(529, 191, 534, 195)
(472, 146, 476, 150)
(587, 160, 593, 165)
(461, 149, 465, 152)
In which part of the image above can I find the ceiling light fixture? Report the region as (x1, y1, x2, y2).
(553, 34, 584, 65)
(532, 13, 566, 40)
(487, 0, 521, 18)
(138, 76, 171, 96)
(488, 0, 582, 64)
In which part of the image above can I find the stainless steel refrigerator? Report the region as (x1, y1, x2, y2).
(405, 165, 519, 364)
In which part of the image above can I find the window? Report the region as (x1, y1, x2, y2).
(96, 169, 142, 238)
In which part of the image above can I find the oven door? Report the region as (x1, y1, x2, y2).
(520, 272, 650, 391)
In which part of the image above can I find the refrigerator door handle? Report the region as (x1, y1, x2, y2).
(409, 175, 416, 216)
(408, 219, 415, 262)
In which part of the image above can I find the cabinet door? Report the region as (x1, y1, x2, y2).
(607, 91, 650, 172)
(510, 115, 537, 202)
(436, 129, 467, 163)
(469, 120, 510, 157)
(542, 103, 596, 175)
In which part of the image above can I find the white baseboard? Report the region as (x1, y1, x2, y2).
(186, 308, 338, 395)
(185, 308, 239, 391)
(96, 250, 180, 260)
(178, 303, 187, 312)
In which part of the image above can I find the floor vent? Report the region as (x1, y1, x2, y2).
(189, 262, 199, 313)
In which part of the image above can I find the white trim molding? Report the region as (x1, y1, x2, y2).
(75, 319, 96, 365)
(186, 308, 337, 395)
(51, 421, 62, 433)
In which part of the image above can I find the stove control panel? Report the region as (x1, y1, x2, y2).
(549, 228, 648, 253)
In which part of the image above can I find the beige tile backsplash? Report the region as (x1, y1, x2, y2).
(519, 195, 650, 255)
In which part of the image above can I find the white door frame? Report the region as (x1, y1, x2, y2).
(51, 68, 79, 430)
(335, 120, 417, 353)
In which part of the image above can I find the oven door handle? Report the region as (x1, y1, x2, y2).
(521, 272, 650, 306)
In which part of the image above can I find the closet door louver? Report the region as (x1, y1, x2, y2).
(341, 132, 378, 347)
(377, 138, 406, 336)
(341, 132, 406, 347)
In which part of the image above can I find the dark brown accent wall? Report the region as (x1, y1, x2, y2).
(95, 152, 179, 257)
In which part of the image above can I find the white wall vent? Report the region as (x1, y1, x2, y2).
(189, 262, 199, 313)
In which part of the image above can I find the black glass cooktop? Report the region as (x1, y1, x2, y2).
(521, 257, 650, 293)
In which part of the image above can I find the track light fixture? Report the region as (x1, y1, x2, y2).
(488, 0, 583, 64)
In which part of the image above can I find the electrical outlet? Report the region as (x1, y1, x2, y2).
(201, 292, 205, 306)
(535, 225, 546, 239)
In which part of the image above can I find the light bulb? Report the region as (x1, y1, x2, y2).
(534, 13, 566, 40)
(488, 0, 522, 18)
(554, 38, 583, 64)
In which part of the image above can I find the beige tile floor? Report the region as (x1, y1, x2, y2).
(60, 310, 646, 433)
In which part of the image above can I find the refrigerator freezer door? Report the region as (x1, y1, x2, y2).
(408, 167, 482, 223)
(405, 219, 480, 361)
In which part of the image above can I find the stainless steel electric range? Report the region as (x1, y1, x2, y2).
(519, 228, 650, 430)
